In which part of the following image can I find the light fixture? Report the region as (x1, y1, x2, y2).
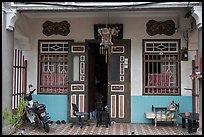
(97, 12, 120, 62)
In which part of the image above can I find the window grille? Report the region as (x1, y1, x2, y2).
(38, 41, 69, 94)
(143, 40, 180, 95)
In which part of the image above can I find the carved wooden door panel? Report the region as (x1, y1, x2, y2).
(68, 42, 88, 122)
(108, 39, 131, 123)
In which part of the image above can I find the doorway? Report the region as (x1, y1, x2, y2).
(86, 39, 131, 123)
(88, 42, 108, 113)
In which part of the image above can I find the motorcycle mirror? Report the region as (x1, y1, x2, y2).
(28, 84, 33, 89)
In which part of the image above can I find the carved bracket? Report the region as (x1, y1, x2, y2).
(191, 6, 202, 29)
(146, 20, 176, 36)
(42, 21, 70, 36)
(3, 9, 18, 31)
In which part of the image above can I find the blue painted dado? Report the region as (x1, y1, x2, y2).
(32, 95, 192, 124)
(131, 96, 192, 124)
(32, 95, 68, 122)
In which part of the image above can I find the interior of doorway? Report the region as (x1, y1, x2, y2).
(88, 42, 108, 113)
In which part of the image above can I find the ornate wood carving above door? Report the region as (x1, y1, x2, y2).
(42, 21, 70, 36)
(146, 20, 176, 36)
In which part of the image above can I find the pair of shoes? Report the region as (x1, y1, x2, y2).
(48, 120, 53, 124)
(56, 120, 66, 124)
(61, 120, 66, 124)
(56, 120, 61, 124)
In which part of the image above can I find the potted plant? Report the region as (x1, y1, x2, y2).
(2, 97, 26, 134)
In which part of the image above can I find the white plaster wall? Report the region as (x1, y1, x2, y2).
(14, 12, 196, 96)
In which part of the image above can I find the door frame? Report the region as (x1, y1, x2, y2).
(85, 39, 131, 123)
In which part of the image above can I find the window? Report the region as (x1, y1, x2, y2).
(143, 39, 180, 95)
(38, 41, 69, 94)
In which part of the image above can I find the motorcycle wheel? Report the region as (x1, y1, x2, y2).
(43, 122, 50, 133)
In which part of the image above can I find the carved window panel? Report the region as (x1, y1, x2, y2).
(120, 76, 124, 82)
(70, 94, 77, 117)
(119, 95, 124, 118)
(71, 84, 84, 91)
(80, 62, 85, 75)
(111, 46, 124, 53)
(79, 94, 85, 117)
(71, 94, 85, 117)
(71, 46, 85, 53)
(120, 56, 124, 62)
(111, 95, 116, 118)
(79, 55, 85, 81)
(80, 56, 85, 61)
(120, 63, 124, 75)
(80, 75, 85, 81)
(119, 56, 125, 81)
(111, 84, 124, 92)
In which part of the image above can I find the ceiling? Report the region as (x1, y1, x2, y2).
(10, 2, 200, 19)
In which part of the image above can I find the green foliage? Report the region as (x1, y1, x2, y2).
(2, 97, 26, 129)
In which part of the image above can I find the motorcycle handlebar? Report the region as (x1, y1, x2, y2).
(30, 89, 36, 94)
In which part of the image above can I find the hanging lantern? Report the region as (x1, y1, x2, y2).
(97, 12, 120, 63)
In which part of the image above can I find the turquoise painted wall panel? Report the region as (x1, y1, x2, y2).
(33, 95, 68, 121)
(131, 96, 192, 124)
(31, 95, 192, 124)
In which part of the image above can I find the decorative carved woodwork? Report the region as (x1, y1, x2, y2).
(71, 46, 85, 53)
(94, 24, 123, 40)
(146, 20, 176, 36)
(111, 84, 124, 92)
(71, 84, 84, 91)
(111, 46, 124, 53)
(42, 21, 70, 36)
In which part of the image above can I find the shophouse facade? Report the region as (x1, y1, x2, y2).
(2, 2, 202, 133)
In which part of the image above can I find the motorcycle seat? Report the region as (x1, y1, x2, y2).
(37, 104, 45, 109)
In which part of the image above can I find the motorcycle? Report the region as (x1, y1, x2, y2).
(24, 84, 50, 133)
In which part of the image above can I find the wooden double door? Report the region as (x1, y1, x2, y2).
(68, 39, 131, 123)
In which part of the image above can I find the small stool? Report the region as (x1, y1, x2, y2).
(96, 110, 111, 128)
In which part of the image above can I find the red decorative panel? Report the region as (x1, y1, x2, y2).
(41, 73, 68, 86)
(119, 95, 124, 118)
(111, 95, 116, 118)
(79, 94, 84, 112)
(148, 73, 170, 86)
(71, 95, 76, 117)
(40, 72, 68, 93)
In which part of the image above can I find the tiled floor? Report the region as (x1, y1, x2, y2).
(13, 121, 202, 135)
